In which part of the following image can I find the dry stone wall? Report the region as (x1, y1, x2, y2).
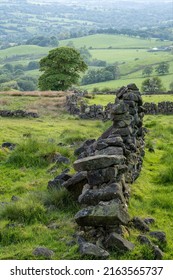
(143, 101, 173, 115)
(63, 84, 152, 257)
(49, 84, 166, 258)
(0, 110, 39, 118)
(66, 93, 173, 118)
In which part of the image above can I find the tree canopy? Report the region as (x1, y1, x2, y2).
(81, 64, 120, 85)
(141, 77, 164, 93)
(38, 47, 88, 91)
(142, 66, 153, 77)
(155, 62, 169, 75)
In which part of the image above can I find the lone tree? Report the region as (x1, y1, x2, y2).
(155, 62, 169, 75)
(142, 66, 153, 77)
(141, 77, 164, 93)
(38, 47, 87, 91)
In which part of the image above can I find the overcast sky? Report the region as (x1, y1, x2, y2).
(34, 0, 171, 2)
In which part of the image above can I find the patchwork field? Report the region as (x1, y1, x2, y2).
(0, 92, 173, 259)
(0, 34, 172, 92)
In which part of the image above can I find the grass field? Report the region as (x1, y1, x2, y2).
(60, 34, 173, 49)
(90, 49, 172, 66)
(88, 94, 173, 106)
(0, 92, 173, 259)
(0, 45, 50, 61)
(80, 72, 173, 92)
(86, 94, 173, 106)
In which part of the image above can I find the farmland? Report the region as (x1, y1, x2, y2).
(60, 34, 173, 49)
(0, 34, 173, 92)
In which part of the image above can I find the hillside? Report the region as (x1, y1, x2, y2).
(0, 0, 172, 46)
(60, 34, 173, 49)
(0, 34, 172, 92)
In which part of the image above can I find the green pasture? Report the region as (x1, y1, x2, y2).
(86, 94, 173, 107)
(0, 45, 50, 61)
(90, 49, 173, 76)
(90, 49, 172, 65)
(80, 77, 144, 92)
(60, 34, 173, 49)
(0, 94, 173, 259)
(127, 63, 173, 79)
(80, 73, 173, 92)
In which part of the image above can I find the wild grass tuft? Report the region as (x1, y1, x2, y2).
(59, 129, 89, 144)
(6, 138, 58, 168)
(157, 166, 173, 185)
(0, 148, 10, 162)
(156, 148, 173, 184)
(0, 197, 47, 224)
(0, 227, 32, 246)
(43, 188, 80, 214)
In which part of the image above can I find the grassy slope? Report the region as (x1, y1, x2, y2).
(0, 93, 173, 259)
(90, 49, 172, 65)
(61, 34, 173, 91)
(60, 34, 173, 49)
(87, 94, 173, 106)
(80, 72, 173, 92)
(0, 45, 51, 59)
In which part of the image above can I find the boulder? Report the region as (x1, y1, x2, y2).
(48, 172, 72, 191)
(95, 146, 123, 156)
(149, 231, 167, 243)
(87, 167, 118, 186)
(74, 139, 95, 156)
(132, 217, 150, 232)
(143, 217, 155, 225)
(95, 141, 108, 150)
(152, 245, 164, 260)
(105, 136, 123, 146)
(104, 233, 135, 252)
(111, 101, 128, 115)
(111, 126, 133, 137)
(79, 242, 109, 258)
(2, 142, 16, 150)
(53, 155, 70, 164)
(127, 83, 139, 91)
(137, 235, 152, 246)
(63, 171, 88, 199)
(75, 199, 130, 227)
(74, 155, 125, 171)
(78, 183, 125, 205)
(33, 247, 54, 258)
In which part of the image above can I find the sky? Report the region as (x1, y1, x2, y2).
(31, 0, 171, 2)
